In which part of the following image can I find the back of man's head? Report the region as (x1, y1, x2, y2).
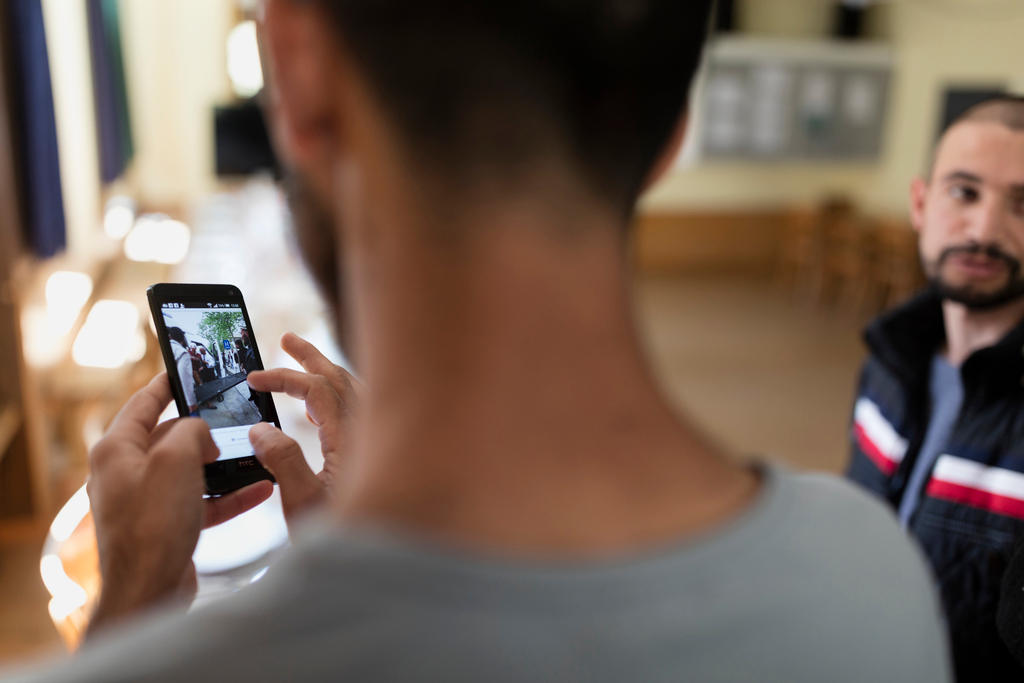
(313, 0, 713, 215)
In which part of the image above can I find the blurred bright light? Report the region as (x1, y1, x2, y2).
(194, 488, 287, 573)
(103, 196, 136, 239)
(44, 270, 93, 335)
(22, 271, 94, 367)
(47, 595, 86, 624)
(72, 300, 146, 369)
(48, 485, 90, 544)
(227, 20, 264, 98)
(82, 411, 106, 452)
(124, 214, 191, 264)
(40, 553, 88, 622)
(217, 261, 246, 285)
(21, 305, 67, 367)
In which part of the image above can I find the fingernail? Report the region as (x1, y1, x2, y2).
(249, 422, 273, 439)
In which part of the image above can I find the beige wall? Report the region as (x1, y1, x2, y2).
(41, 0, 236, 257)
(870, 1, 1024, 213)
(641, 0, 1024, 217)
(737, 0, 834, 37)
(119, 0, 235, 208)
(42, 0, 101, 256)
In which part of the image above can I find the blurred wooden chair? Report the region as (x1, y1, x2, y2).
(776, 197, 855, 305)
(821, 214, 878, 314)
(870, 217, 924, 312)
(775, 205, 822, 295)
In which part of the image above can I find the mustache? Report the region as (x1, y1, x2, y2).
(938, 242, 1021, 272)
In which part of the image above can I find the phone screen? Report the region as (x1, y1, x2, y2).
(157, 298, 274, 463)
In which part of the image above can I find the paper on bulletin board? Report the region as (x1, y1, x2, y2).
(705, 71, 746, 152)
(801, 71, 836, 118)
(799, 70, 837, 143)
(843, 74, 879, 126)
(749, 63, 793, 154)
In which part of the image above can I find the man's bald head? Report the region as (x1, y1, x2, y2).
(929, 95, 1024, 179)
(957, 96, 1024, 132)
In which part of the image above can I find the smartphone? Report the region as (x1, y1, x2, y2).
(147, 283, 278, 495)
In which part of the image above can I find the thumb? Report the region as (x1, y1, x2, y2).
(249, 422, 325, 524)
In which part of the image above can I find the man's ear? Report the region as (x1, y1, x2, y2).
(260, 0, 341, 172)
(909, 177, 928, 234)
(640, 113, 689, 193)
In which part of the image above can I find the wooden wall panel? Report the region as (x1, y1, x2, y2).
(632, 211, 786, 276)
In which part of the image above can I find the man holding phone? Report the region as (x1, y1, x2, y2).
(846, 96, 1024, 680)
(6, 1, 949, 680)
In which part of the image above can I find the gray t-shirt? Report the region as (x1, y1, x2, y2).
(5, 464, 951, 682)
(897, 353, 963, 527)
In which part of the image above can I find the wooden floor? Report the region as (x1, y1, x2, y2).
(0, 273, 870, 664)
(635, 274, 867, 473)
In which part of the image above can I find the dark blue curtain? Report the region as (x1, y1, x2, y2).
(86, 0, 133, 184)
(6, 0, 66, 258)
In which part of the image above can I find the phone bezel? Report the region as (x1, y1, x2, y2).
(146, 282, 278, 495)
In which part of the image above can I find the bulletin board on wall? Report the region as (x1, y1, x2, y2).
(695, 37, 892, 162)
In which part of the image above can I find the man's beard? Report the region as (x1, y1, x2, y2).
(926, 242, 1024, 310)
(282, 173, 354, 361)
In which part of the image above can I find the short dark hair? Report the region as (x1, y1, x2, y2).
(168, 326, 186, 346)
(315, 0, 713, 215)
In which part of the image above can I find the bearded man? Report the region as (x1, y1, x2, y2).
(846, 96, 1024, 681)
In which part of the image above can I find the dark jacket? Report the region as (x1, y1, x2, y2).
(847, 288, 1024, 682)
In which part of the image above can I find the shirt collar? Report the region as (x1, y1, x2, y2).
(865, 287, 1024, 393)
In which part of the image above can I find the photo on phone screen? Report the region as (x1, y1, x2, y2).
(157, 300, 274, 462)
(148, 284, 277, 495)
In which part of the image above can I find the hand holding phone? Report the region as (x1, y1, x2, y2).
(86, 375, 274, 634)
(245, 332, 360, 524)
(147, 283, 280, 495)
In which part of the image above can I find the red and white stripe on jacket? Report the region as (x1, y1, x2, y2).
(926, 454, 1024, 520)
(852, 397, 908, 476)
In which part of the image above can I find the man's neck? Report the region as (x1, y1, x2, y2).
(331, 180, 757, 556)
(942, 298, 1024, 366)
